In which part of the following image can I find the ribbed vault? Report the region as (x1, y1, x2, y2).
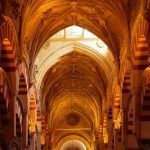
(36, 43, 114, 96)
(1, 0, 149, 149)
(42, 51, 110, 129)
(34, 23, 116, 148)
(22, 0, 129, 69)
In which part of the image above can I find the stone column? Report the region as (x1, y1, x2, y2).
(114, 128, 118, 150)
(22, 112, 28, 149)
(8, 95, 16, 144)
(36, 132, 41, 150)
(99, 130, 103, 150)
(122, 107, 128, 148)
(133, 89, 141, 139)
(30, 133, 36, 150)
(107, 125, 113, 150)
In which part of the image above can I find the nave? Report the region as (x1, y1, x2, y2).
(0, 0, 150, 149)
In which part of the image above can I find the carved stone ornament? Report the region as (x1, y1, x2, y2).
(71, 1, 78, 11)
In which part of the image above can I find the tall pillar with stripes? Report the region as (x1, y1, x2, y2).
(103, 114, 108, 149)
(107, 106, 114, 149)
(113, 85, 121, 129)
(41, 115, 46, 149)
(29, 94, 36, 150)
(36, 103, 42, 150)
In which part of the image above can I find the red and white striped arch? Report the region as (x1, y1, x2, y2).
(103, 114, 108, 144)
(0, 16, 19, 72)
(18, 73, 28, 96)
(36, 102, 42, 132)
(113, 85, 121, 122)
(29, 94, 36, 130)
(141, 67, 150, 122)
(133, 16, 149, 70)
(122, 71, 131, 94)
(132, 7, 150, 140)
(41, 115, 46, 145)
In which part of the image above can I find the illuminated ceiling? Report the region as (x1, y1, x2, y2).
(35, 26, 114, 93)
(60, 140, 86, 150)
(1, 0, 147, 149)
(19, 0, 133, 148)
(34, 25, 116, 148)
(21, 0, 130, 68)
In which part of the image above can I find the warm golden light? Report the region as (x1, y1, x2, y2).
(50, 25, 108, 56)
(60, 140, 86, 150)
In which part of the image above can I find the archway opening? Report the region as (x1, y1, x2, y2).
(60, 140, 86, 150)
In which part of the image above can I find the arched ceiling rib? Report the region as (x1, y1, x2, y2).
(36, 43, 114, 97)
(41, 50, 111, 129)
(60, 140, 86, 150)
(20, 0, 130, 142)
(22, 0, 129, 68)
(42, 51, 110, 103)
(56, 132, 91, 150)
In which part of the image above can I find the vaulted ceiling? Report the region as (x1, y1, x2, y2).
(42, 51, 109, 129)
(0, 0, 149, 149)
(2, 0, 144, 148)
(33, 24, 116, 132)
(20, 0, 130, 67)
(17, 0, 132, 145)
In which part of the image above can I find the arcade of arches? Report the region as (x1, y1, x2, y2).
(0, 0, 150, 150)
